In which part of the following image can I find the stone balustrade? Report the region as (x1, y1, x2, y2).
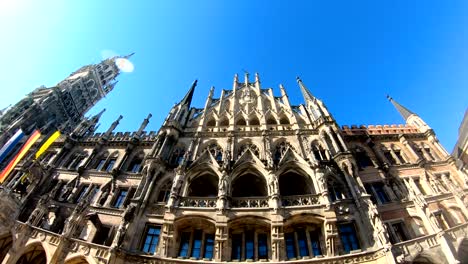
(391, 233, 440, 262)
(231, 197, 269, 208)
(179, 197, 217, 208)
(281, 194, 320, 207)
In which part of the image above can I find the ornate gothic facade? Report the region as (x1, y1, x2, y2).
(0, 73, 467, 264)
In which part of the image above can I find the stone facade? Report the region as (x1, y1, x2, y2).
(0, 73, 467, 264)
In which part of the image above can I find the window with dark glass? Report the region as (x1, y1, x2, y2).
(309, 230, 322, 256)
(128, 158, 142, 173)
(231, 234, 242, 260)
(191, 230, 203, 258)
(355, 149, 373, 169)
(75, 185, 89, 203)
(204, 234, 214, 259)
(179, 232, 191, 257)
(297, 229, 309, 257)
(285, 233, 296, 259)
(245, 231, 255, 260)
(142, 226, 161, 254)
(338, 223, 360, 253)
(105, 158, 116, 172)
(113, 189, 128, 208)
(390, 222, 409, 243)
(157, 181, 171, 203)
(383, 150, 396, 165)
(373, 182, 390, 204)
(394, 149, 406, 163)
(88, 185, 99, 202)
(258, 234, 268, 259)
(95, 158, 106, 170)
(365, 182, 390, 204)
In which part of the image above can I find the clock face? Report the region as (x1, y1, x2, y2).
(239, 88, 257, 114)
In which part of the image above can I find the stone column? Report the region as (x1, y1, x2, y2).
(271, 222, 284, 261)
(324, 221, 338, 256)
(214, 224, 228, 261)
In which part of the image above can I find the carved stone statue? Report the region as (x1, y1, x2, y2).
(218, 172, 229, 197)
(268, 174, 279, 196)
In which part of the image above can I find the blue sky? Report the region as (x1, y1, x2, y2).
(0, 1, 467, 150)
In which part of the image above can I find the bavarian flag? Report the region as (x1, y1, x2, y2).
(35, 130, 61, 159)
(0, 130, 41, 183)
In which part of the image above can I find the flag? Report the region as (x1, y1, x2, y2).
(0, 129, 24, 165)
(35, 130, 61, 159)
(0, 130, 41, 183)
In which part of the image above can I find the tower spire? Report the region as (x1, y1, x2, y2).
(296, 76, 315, 102)
(181, 80, 197, 108)
(386, 95, 415, 121)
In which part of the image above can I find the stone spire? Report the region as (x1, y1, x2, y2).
(180, 80, 197, 108)
(296, 76, 315, 103)
(103, 115, 123, 138)
(135, 113, 152, 137)
(387, 95, 415, 121)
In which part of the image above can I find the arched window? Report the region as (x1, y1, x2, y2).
(206, 118, 216, 127)
(16, 244, 47, 264)
(311, 142, 328, 161)
(266, 115, 277, 125)
(249, 116, 260, 126)
(279, 172, 314, 196)
(236, 117, 246, 126)
(219, 118, 229, 126)
(232, 174, 267, 197)
(279, 115, 290, 125)
(187, 174, 219, 197)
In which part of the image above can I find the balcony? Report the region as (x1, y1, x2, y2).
(179, 197, 217, 208)
(231, 197, 269, 208)
(281, 194, 320, 207)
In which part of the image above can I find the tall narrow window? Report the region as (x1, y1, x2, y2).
(191, 230, 203, 258)
(179, 232, 191, 257)
(142, 226, 161, 254)
(373, 182, 390, 204)
(309, 230, 322, 256)
(383, 150, 396, 165)
(285, 233, 297, 259)
(95, 159, 106, 171)
(297, 229, 309, 257)
(204, 234, 214, 259)
(113, 189, 128, 208)
(394, 149, 406, 163)
(105, 158, 116, 172)
(391, 222, 409, 243)
(231, 234, 242, 260)
(75, 185, 89, 203)
(128, 158, 142, 173)
(245, 231, 255, 260)
(258, 234, 268, 259)
(338, 223, 360, 253)
(157, 181, 171, 203)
